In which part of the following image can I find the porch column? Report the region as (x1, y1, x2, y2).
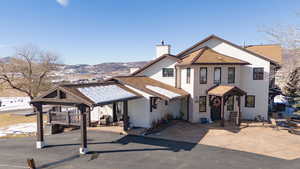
(78, 105, 88, 154)
(87, 107, 91, 127)
(34, 103, 45, 149)
(113, 102, 118, 122)
(186, 95, 190, 122)
(237, 96, 241, 126)
(220, 97, 225, 127)
(123, 100, 129, 131)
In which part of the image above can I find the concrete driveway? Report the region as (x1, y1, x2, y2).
(146, 121, 300, 160)
(0, 130, 299, 169)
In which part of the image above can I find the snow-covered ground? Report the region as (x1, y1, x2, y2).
(0, 123, 36, 137)
(0, 97, 32, 111)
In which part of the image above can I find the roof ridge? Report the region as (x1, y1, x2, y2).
(190, 47, 208, 64)
(176, 34, 280, 66)
(244, 44, 281, 47)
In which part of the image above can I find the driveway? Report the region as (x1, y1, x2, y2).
(146, 121, 300, 160)
(0, 130, 299, 169)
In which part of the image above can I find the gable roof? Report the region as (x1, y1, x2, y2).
(176, 47, 249, 66)
(176, 34, 280, 66)
(31, 82, 141, 106)
(110, 76, 189, 100)
(207, 85, 246, 97)
(131, 54, 179, 76)
(245, 44, 282, 64)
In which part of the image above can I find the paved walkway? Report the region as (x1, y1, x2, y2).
(0, 130, 299, 169)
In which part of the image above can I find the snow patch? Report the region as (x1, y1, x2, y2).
(78, 85, 137, 104)
(0, 123, 36, 137)
(146, 85, 180, 99)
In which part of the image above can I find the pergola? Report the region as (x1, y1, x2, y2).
(31, 82, 141, 154)
(207, 85, 246, 127)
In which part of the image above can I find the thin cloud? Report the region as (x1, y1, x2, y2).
(0, 44, 10, 48)
(56, 0, 70, 7)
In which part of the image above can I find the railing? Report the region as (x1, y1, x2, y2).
(48, 110, 80, 126)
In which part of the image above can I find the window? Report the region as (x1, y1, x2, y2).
(186, 68, 191, 84)
(162, 68, 174, 77)
(150, 97, 158, 112)
(199, 67, 207, 84)
(227, 96, 234, 111)
(199, 96, 207, 112)
(245, 95, 255, 107)
(228, 67, 235, 83)
(253, 68, 264, 80)
(214, 67, 221, 84)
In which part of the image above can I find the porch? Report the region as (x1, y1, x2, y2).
(207, 85, 246, 127)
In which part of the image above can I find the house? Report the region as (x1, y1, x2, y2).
(31, 34, 282, 154)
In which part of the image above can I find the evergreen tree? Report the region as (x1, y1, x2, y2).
(283, 67, 300, 97)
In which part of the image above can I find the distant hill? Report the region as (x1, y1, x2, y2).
(56, 61, 148, 75)
(0, 56, 147, 75)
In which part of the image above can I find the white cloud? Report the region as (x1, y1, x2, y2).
(56, 0, 70, 7)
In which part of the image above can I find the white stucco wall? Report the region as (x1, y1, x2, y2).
(90, 105, 113, 122)
(128, 98, 151, 128)
(137, 57, 177, 87)
(191, 65, 241, 122)
(124, 84, 182, 128)
(180, 67, 194, 122)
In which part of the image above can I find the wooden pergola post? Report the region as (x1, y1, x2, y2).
(78, 104, 88, 154)
(113, 102, 118, 122)
(34, 103, 45, 149)
(123, 100, 129, 131)
(220, 96, 225, 127)
(86, 107, 91, 127)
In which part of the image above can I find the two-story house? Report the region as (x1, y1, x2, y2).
(119, 34, 281, 126)
(32, 34, 282, 152)
(33, 34, 282, 130)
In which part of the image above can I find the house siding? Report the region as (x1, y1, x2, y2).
(136, 57, 177, 87)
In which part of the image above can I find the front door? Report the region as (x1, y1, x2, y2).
(211, 97, 221, 121)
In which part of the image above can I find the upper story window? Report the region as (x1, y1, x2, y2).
(199, 67, 207, 84)
(253, 68, 264, 80)
(162, 68, 174, 77)
(214, 67, 221, 84)
(245, 95, 255, 108)
(228, 67, 235, 84)
(186, 68, 191, 84)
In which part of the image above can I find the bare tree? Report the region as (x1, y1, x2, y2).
(0, 45, 59, 99)
(263, 24, 300, 92)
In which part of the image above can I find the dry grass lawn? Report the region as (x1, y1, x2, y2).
(0, 113, 44, 138)
(0, 113, 42, 128)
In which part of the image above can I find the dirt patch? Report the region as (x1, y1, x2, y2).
(147, 121, 300, 160)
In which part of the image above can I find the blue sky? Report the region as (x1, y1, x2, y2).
(0, 0, 298, 65)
